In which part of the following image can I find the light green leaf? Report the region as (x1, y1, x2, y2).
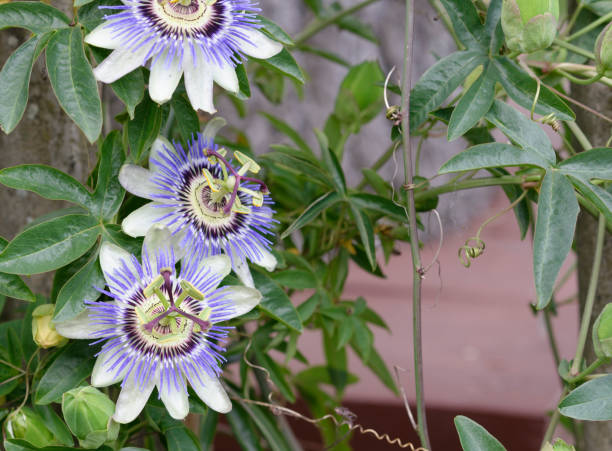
(0, 214, 100, 275)
(558, 148, 612, 180)
(559, 374, 612, 420)
(92, 131, 126, 220)
(281, 191, 342, 238)
(448, 62, 496, 141)
(533, 171, 579, 309)
(349, 204, 376, 271)
(439, 143, 549, 174)
(455, 415, 507, 451)
(46, 27, 102, 143)
(252, 271, 302, 332)
(493, 57, 575, 121)
(410, 51, 487, 131)
(0, 33, 52, 134)
(255, 48, 304, 84)
(271, 270, 317, 290)
(485, 100, 557, 165)
(0, 164, 92, 210)
(0, 2, 70, 33)
(0, 238, 35, 302)
(258, 16, 294, 46)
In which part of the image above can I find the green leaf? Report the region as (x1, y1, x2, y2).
(258, 16, 294, 46)
(46, 28, 103, 143)
(234, 398, 292, 451)
(533, 171, 579, 309)
(0, 238, 35, 302)
(439, 143, 549, 174)
(255, 48, 304, 84)
(235, 63, 251, 99)
(34, 341, 96, 405)
(357, 345, 398, 395)
(361, 169, 392, 197)
(53, 248, 104, 322)
(349, 193, 407, 223)
(592, 303, 612, 358)
(484, 0, 504, 53)
(165, 425, 201, 451)
(410, 51, 487, 130)
(559, 374, 612, 420)
(271, 270, 317, 290)
(127, 94, 163, 159)
(569, 176, 612, 226)
(349, 204, 376, 270)
(492, 57, 575, 121)
(350, 318, 373, 363)
(439, 0, 486, 49)
(0, 214, 100, 275)
(323, 328, 349, 393)
(252, 342, 296, 402)
(281, 191, 342, 238)
(0, 33, 51, 134)
(111, 68, 145, 119)
(455, 415, 507, 451)
(315, 130, 346, 193)
(93, 131, 126, 220)
(336, 317, 354, 350)
(488, 168, 531, 239)
(485, 100, 556, 164)
(558, 148, 612, 180)
(261, 113, 312, 153)
(0, 2, 70, 33)
(172, 92, 200, 143)
(448, 63, 496, 141)
(0, 164, 92, 210)
(252, 271, 302, 332)
(226, 404, 263, 451)
(101, 224, 142, 257)
(32, 405, 74, 447)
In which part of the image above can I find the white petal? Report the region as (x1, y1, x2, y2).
(158, 378, 189, 420)
(196, 255, 231, 282)
(100, 242, 135, 283)
(149, 136, 177, 171)
(113, 371, 157, 424)
(227, 247, 254, 288)
(238, 29, 283, 60)
(91, 349, 126, 387)
(122, 202, 173, 237)
(201, 117, 227, 142)
(218, 286, 262, 319)
(211, 61, 239, 93)
(142, 224, 174, 263)
(84, 21, 123, 50)
(119, 164, 161, 200)
(188, 372, 231, 413)
(184, 49, 215, 113)
(251, 246, 277, 272)
(149, 50, 183, 104)
(93, 45, 153, 84)
(53, 307, 110, 339)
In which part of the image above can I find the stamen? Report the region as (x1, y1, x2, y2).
(179, 280, 205, 301)
(143, 274, 165, 298)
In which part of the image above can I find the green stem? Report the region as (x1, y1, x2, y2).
(571, 213, 606, 376)
(554, 38, 596, 60)
(567, 10, 612, 41)
(401, 0, 431, 448)
(566, 120, 593, 154)
(557, 69, 604, 85)
(293, 0, 381, 45)
(543, 308, 561, 372)
(564, 2, 584, 35)
(541, 388, 568, 449)
(568, 357, 609, 384)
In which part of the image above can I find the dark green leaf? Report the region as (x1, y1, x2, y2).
(256, 48, 304, 84)
(92, 131, 126, 220)
(533, 171, 579, 309)
(448, 62, 496, 141)
(455, 415, 507, 450)
(0, 214, 100, 275)
(484, 0, 504, 54)
(558, 148, 612, 180)
(253, 342, 296, 402)
(34, 341, 96, 405)
(200, 411, 218, 449)
(361, 168, 392, 197)
(439, 143, 549, 174)
(559, 374, 612, 420)
(235, 63, 251, 99)
(46, 27, 102, 143)
(101, 224, 142, 257)
(226, 403, 263, 451)
(349, 193, 407, 223)
(0, 237, 35, 302)
(297, 293, 320, 322)
(0, 2, 69, 33)
(0, 33, 51, 134)
(271, 269, 317, 290)
(315, 130, 346, 193)
(440, 0, 485, 49)
(0, 164, 93, 210)
(127, 94, 163, 160)
(357, 345, 398, 395)
(410, 51, 487, 130)
(281, 191, 342, 238)
(323, 328, 349, 393)
(336, 318, 354, 350)
(165, 424, 201, 451)
(252, 271, 302, 332)
(485, 100, 556, 164)
(351, 318, 373, 363)
(111, 68, 145, 119)
(349, 204, 376, 270)
(172, 92, 200, 143)
(568, 176, 612, 228)
(258, 16, 294, 46)
(493, 57, 575, 121)
(235, 398, 292, 451)
(261, 113, 312, 153)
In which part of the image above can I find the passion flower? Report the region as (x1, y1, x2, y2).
(54, 226, 261, 423)
(85, 0, 282, 112)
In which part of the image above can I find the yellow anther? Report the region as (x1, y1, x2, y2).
(198, 307, 212, 321)
(252, 191, 264, 207)
(235, 151, 261, 174)
(179, 280, 205, 301)
(202, 168, 220, 192)
(143, 274, 164, 298)
(232, 197, 251, 214)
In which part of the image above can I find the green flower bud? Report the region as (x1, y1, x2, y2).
(62, 386, 119, 449)
(542, 438, 576, 451)
(32, 304, 68, 349)
(4, 407, 58, 448)
(595, 22, 612, 77)
(502, 0, 559, 53)
(592, 303, 612, 358)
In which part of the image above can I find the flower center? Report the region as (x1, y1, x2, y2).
(153, 0, 215, 31)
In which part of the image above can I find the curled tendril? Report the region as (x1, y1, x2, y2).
(539, 113, 561, 132)
(458, 237, 485, 268)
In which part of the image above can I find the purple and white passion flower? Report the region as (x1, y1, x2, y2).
(84, 0, 282, 112)
(118, 122, 276, 288)
(54, 226, 261, 423)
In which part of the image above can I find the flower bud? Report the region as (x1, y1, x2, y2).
(542, 438, 575, 451)
(4, 407, 58, 448)
(62, 386, 119, 449)
(592, 303, 612, 358)
(502, 0, 559, 53)
(595, 22, 612, 77)
(32, 304, 68, 349)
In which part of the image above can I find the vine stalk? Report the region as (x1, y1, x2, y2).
(400, 0, 431, 448)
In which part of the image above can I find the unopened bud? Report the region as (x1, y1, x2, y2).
(502, 0, 559, 53)
(32, 304, 68, 349)
(4, 407, 57, 448)
(595, 22, 612, 77)
(592, 303, 612, 358)
(542, 438, 575, 451)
